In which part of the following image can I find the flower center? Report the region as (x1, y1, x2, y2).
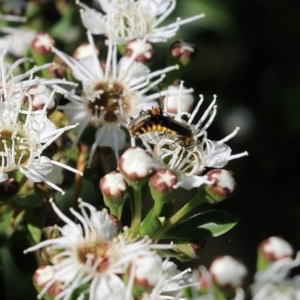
(157, 141, 204, 176)
(88, 81, 125, 123)
(77, 241, 118, 272)
(0, 126, 33, 171)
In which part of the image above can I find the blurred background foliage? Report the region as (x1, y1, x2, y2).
(1, 0, 300, 298)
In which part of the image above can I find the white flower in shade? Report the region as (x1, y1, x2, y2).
(0, 43, 75, 105)
(53, 33, 178, 164)
(0, 99, 81, 193)
(251, 252, 300, 300)
(139, 85, 248, 189)
(0, 24, 35, 57)
(25, 199, 172, 300)
(77, 0, 204, 44)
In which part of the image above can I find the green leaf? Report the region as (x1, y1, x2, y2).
(10, 195, 44, 208)
(55, 178, 98, 217)
(25, 209, 43, 244)
(163, 210, 239, 239)
(0, 206, 14, 246)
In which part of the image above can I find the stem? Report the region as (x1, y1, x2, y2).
(153, 188, 206, 239)
(128, 185, 142, 240)
(72, 143, 88, 208)
(117, 203, 124, 221)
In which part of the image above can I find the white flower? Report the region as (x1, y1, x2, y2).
(25, 199, 172, 300)
(0, 45, 82, 192)
(0, 99, 81, 193)
(139, 85, 248, 189)
(141, 259, 192, 299)
(78, 0, 204, 44)
(53, 32, 178, 164)
(0, 24, 35, 57)
(251, 252, 300, 300)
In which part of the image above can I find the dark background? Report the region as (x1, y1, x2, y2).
(171, 0, 300, 281)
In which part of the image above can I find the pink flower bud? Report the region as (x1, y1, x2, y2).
(23, 85, 56, 111)
(119, 147, 155, 183)
(31, 33, 55, 55)
(170, 40, 197, 60)
(73, 43, 100, 60)
(125, 39, 155, 64)
(205, 169, 236, 203)
(163, 82, 194, 114)
(260, 236, 293, 262)
(210, 256, 247, 288)
(150, 169, 177, 193)
(131, 255, 163, 289)
(100, 171, 128, 202)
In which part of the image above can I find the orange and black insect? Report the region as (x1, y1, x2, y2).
(128, 107, 194, 146)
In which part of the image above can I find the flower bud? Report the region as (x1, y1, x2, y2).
(33, 266, 64, 299)
(73, 43, 100, 60)
(48, 56, 67, 78)
(204, 169, 236, 203)
(173, 239, 206, 261)
(257, 236, 293, 271)
(119, 147, 155, 187)
(0, 178, 20, 197)
(40, 226, 62, 264)
(149, 169, 177, 203)
(23, 85, 56, 113)
(129, 255, 163, 297)
(125, 39, 155, 64)
(210, 256, 247, 289)
(100, 171, 128, 212)
(31, 33, 55, 55)
(163, 82, 194, 114)
(170, 40, 197, 65)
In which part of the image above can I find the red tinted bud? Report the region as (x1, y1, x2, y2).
(210, 256, 247, 289)
(119, 147, 155, 184)
(31, 33, 55, 55)
(150, 169, 177, 193)
(205, 169, 236, 203)
(260, 236, 293, 262)
(125, 39, 155, 64)
(73, 43, 100, 60)
(48, 56, 67, 78)
(170, 40, 197, 60)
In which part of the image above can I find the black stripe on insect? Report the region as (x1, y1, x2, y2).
(128, 107, 194, 146)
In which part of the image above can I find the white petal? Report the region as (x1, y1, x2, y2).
(80, 7, 107, 35)
(95, 124, 126, 151)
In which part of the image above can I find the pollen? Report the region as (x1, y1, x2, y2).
(0, 127, 34, 171)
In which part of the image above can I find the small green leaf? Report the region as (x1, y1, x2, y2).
(10, 195, 44, 208)
(25, 209, 43, 244)
(163, 210, 239, 239)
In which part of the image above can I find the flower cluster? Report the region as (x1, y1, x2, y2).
(0, 44, 82, 193)
(25, 199, 189, 300)
(0, 1, 254, 300)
